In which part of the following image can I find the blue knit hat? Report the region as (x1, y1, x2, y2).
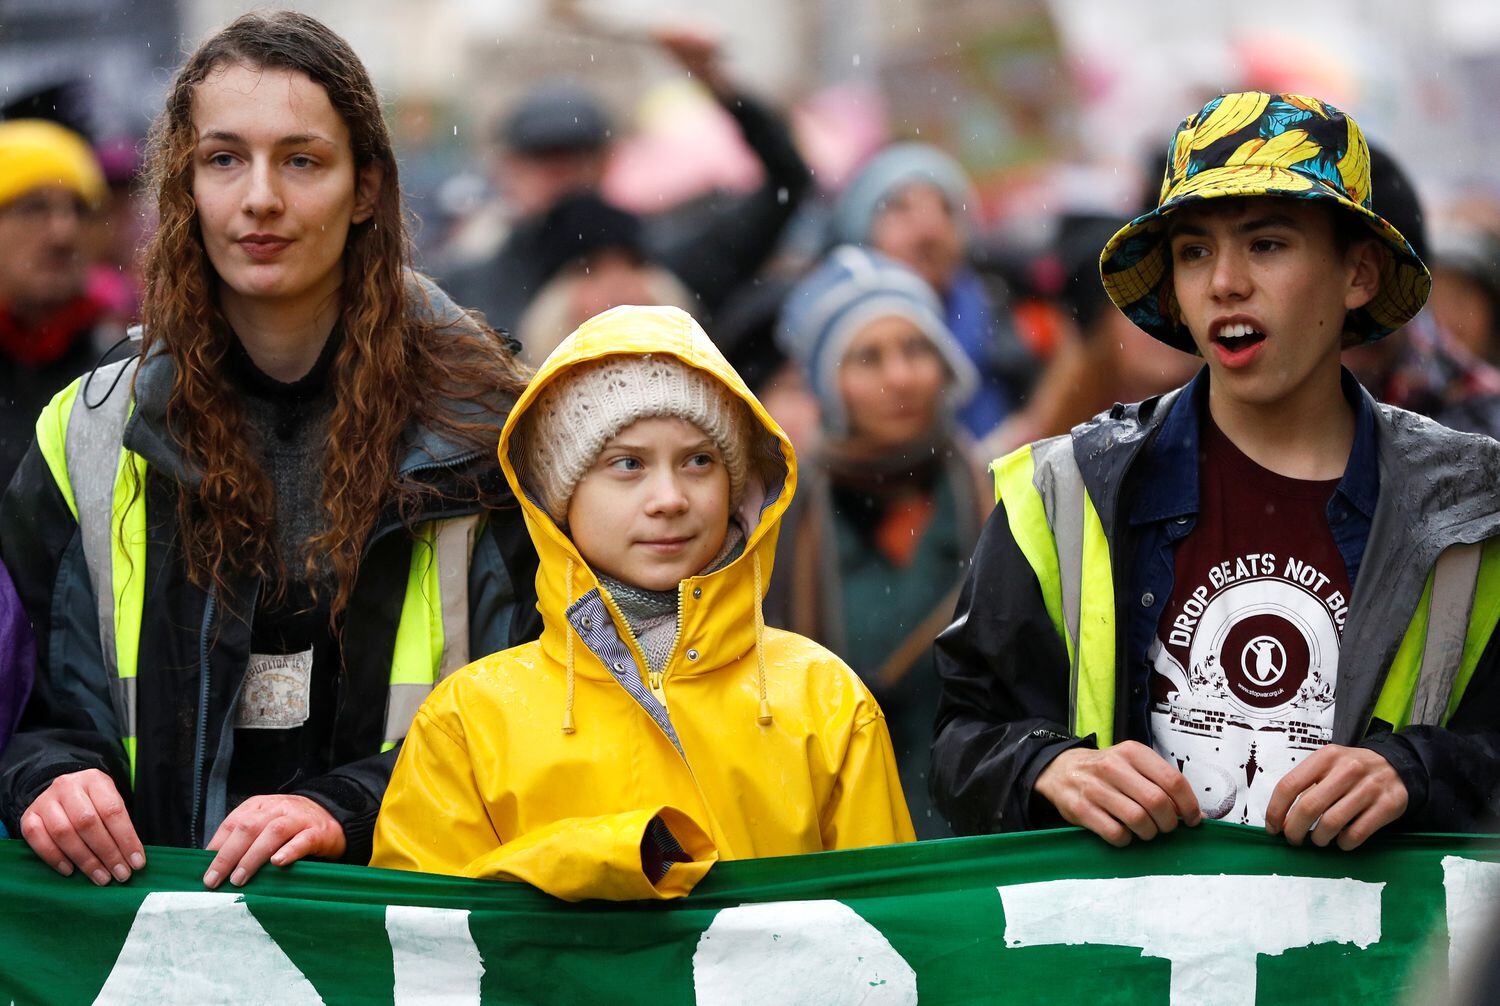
(832, 142, 976, 245)
(777, 245, 979, 436)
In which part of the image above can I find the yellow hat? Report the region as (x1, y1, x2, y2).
(0, 119, 107, 210)
(1099, 92, 1430, 349)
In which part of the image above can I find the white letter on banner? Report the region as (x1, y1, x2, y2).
(387, 905, 485, 1004)
(693, 900, 917, 1005)
(998, 875, 1382, 1006)
(93, 891, 323, 1004)
(1442, 857, 1500, 976)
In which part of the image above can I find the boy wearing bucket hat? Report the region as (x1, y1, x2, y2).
(931, 92, 1500, 850)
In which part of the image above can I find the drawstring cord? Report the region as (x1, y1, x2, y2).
(753, 553, 772, 726)
(562, 551, 769, 731)
(562, 558, 577, 734)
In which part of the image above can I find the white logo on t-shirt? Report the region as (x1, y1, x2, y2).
(1150, 554, 1345, 826)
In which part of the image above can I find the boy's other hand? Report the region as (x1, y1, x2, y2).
(1264, 745, 1407, 851)
(1034, 741, 1203, 847)
(203, 794, 345, 889)
(20, 768, 146, 886)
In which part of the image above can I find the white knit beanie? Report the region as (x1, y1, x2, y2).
(513, 354, 753, 525)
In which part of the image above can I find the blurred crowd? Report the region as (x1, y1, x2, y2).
(4, 21, 1500, 843)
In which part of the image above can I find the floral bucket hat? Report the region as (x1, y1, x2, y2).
(1099, 91, 1431, 351)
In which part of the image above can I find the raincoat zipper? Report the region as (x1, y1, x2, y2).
(591, 583, 718, 831)
(649, 589, 692, 706)
(598, 587, 682, 711)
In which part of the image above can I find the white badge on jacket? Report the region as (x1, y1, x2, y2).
(235, 649, 315, 730)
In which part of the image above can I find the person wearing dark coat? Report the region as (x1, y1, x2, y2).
(769, 246, 989, 839)
(441, 31, 811, 338)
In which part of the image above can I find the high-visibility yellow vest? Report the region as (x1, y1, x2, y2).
(35, 355, 480, 782)
(992, 438, 1500, 746)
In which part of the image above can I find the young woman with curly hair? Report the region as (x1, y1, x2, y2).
(0, 11, 536, 890)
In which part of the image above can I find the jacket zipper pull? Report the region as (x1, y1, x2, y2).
(648, 670, 667, 706)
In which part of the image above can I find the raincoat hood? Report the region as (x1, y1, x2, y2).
(499, 304, 796, 690)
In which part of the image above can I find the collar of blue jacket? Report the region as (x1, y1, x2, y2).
(1127, 366, 1380, 530)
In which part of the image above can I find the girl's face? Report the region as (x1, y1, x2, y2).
(191, 62, 380, 317)
(567, 417, 731, 593)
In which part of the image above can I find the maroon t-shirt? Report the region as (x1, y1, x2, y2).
(1148, 417, 1351, 826)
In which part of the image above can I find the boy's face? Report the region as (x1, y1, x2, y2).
(1167, 197, 1380, 408)
(567, 416, 732, 593)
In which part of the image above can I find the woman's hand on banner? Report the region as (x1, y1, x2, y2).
(19, 769, 146, 886)
(202, 794, 346, 889)
(1264, 745, 1408, 850)
(1034, 741, 1203, 847)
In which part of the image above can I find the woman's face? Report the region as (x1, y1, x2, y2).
(191, 62, 380, 317)
(837, 314, 948, 449)
(868, 183, 964, 295)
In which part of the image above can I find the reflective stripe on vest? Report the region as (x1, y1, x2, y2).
(991, 440, 1500, 746)
(992, 439, 1116, 747)
(41, 358, 148, 782)
(1372, 537, 1500, 729)
(36, 360, 478, 778)
(383, 513, 482, 751)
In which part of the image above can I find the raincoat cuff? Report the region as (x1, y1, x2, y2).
(462, 804, 718, 902)
(646, 806, 718, 898)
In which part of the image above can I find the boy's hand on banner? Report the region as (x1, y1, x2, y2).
(1264, 745, 1408, 851)
(19, 769, 146, 886)
(1034, 741, 1203, 847)
(203, 794, 346, 889)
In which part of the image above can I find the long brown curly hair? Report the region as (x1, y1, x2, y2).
(138, 10, 529, 618)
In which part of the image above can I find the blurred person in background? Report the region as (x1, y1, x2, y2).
(87, 136, 151, 324)
(769, 245, 989, 838)
(442, 28, 811, 339)
(1426, 228, 1500, 369)
(1342, 146, 1500, 439)
(512, 192, 695, 367)
(0, 119, 123, 488)
(985, 214, 1199, 456)
(831, 142, 1037, 441)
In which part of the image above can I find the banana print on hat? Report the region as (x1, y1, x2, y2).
(1101, 91, 1432, 352)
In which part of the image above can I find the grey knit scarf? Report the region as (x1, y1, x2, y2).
(599, 520, 747, 675)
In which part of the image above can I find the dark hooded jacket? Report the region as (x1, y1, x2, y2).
(932, 378, 1500, 837)
(0, 285, 539, 862)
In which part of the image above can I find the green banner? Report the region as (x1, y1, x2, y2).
(2, 823, 1498, 1004)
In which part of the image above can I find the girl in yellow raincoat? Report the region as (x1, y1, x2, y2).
(371, 304, 915, 900)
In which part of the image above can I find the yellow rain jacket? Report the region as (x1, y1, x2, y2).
(370, 305, 914, 901)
